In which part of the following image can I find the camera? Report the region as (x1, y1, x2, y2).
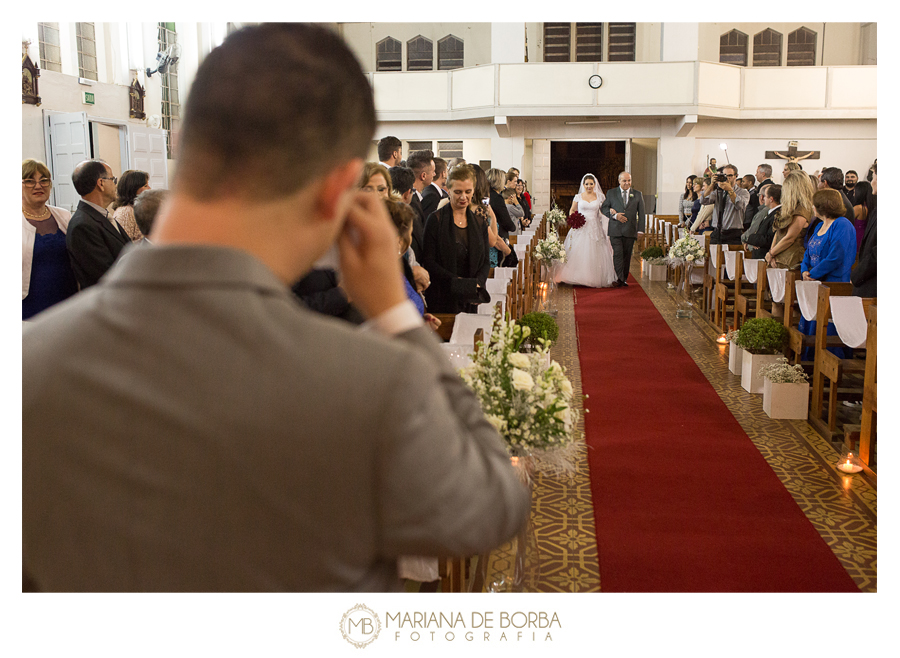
(715, 173, 727, 183)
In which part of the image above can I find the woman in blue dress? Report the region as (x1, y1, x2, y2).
(798, 189, 858, 358)
(22, 159, 78, 320)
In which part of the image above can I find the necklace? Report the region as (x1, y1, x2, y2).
(23, 206, 50, 220)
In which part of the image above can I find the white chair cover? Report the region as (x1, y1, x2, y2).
(691, 266, 705, 284)
(767, 268, 787, 303)
(708, 244, 722, 277)
(449, 312, 493, 345)
(514, 243, 528, 259)
(794, 281, 822, 322)
(829, 296, 869, 349)
(478, 295, 506, 317)
(724, 251, 737, 280)
(700, 232, 710, 248)
(485, 278, 508, 294)
(492, 267, 516, 280)
(743, 259, 762, 283)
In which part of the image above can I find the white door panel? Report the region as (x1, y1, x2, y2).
(46, 111, 90, 211)
(128, 125, 168, 191)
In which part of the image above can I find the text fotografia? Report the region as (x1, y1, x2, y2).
(387, 611, 561, 642)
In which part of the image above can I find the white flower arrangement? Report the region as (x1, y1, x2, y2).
(533, 230, 567, 265)
(668, 234, 705, 265)
(758, 357, 809, 384)
(459, 307, 583, 476)
(545, 204, 567, 230)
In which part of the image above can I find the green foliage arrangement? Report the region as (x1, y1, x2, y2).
(641, 246, 665, 260)
(734, 317, 788, 355)
(517, 312, 560, 348)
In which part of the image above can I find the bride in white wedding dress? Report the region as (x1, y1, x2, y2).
(554, 173, 617, 288)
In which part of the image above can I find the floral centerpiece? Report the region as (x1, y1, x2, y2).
(668, 234, 705, 264)
(567, 211, 586, 230)
(460, 307, 583, 478)
(758, 357, 810, 419)
(533, 231, 567, 265)
(545, 204, 567, 230)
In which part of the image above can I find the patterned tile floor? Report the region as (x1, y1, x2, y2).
(485, 258, 876, 593)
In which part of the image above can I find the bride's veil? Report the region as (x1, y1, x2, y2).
(577, 173, 606, 204)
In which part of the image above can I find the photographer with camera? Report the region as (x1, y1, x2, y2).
(697, 164, 749, 245)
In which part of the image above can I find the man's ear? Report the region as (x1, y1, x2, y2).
(314, 158, 364, 222)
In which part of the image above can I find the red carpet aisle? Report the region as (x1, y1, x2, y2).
(574, 275, 859, 592)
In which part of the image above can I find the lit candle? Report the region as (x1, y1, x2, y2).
(837, 457, 863, 474)
(717, 334, 728, 345)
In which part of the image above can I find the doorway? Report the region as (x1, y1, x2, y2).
(550, 141, 625, 213)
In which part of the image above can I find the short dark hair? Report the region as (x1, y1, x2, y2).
(72, 160, 108, 197)
(766, 184, 782, 204)
(433, 157, 447, 179)
(175, 23, 375, 201)
(846, 170, 858, 177)
(723, 164, 738, 176)
(813, 189, 845, 219)
(820, 167, 844, 190)
(377, 136, 401, 162)
(388, 166, 415, 195)
(133, 189, 167, 236)
(743, 174, 755, 185)
(407, 149, 434, 174)
(111, 170, 150, 210)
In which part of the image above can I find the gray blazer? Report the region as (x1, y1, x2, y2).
(23, 245, 530, 592)
(601, 187, 646, 238)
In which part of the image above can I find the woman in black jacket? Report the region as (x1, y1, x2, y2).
(487, 167, 517, 240)
(422, 165, 491, 313)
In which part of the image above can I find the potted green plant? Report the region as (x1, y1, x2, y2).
(734, 318, 788, 393)
(725, 329, 742, 375)
(758, 358, 810, 419)
(516, 312, 560, 351)
(640, 246, 665, 278)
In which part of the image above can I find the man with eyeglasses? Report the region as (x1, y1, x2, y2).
(66, 159, 130, 288)
(700, 164, 749, 245)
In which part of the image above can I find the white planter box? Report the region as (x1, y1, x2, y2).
(763, 379, 810, 419)
(648, 263, 667, 281)
(741, 352, 782, 394)
(641, 259, 648, 277)
(728, 341, 743, 375)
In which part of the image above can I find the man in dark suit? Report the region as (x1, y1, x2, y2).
(745, 164, 773, 228)
(600, 171, 645, 287)
(420, 156, 448, 220)
(851, 166, 876, 297)
(66, 160, 129, 288)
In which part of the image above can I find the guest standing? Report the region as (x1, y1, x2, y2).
(471, 164, 511, 269)
(111, 170, 151, 242)
(359, 162, 392, 199)
(22, 159, 78, 319)
(422, 165, 490, 313)
(766, 171, 812, 270)
(679, 175, 697, 227)
(487, 168, 516, 240)
(851, 165, 876, 297)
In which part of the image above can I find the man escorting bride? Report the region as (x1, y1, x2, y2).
(554, 174, 618, 288)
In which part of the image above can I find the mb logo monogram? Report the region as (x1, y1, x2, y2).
(340, 604, 382, 648)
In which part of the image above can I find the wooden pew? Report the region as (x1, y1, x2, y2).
(713, 247, 753, 333)
(734, 256, 765, 329)
(859, 304, 877, 466)
(808, 284, 873, 441)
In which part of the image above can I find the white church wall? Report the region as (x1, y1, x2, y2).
(499, 63, 595, 106)
(743, 68, 827, 108)
(374, 72, 448, 112)
(451, 66, 494, 110)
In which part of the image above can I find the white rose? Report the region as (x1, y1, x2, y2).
(560, 379, 573, 396)
(508, 352, 530, 369)
(555, 405, 571, 424)
(511, 368, 534, 391)
(686, 254, 694, 261)
(485, 414, 505, 433)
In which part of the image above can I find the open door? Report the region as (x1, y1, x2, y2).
(127, 125, 169, 190)
(45, 111, 90, 211)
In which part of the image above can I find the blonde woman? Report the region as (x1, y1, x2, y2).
(358, 162, 392, 199)
(766, 170, 812, 270)
(487, 167, 517, 239)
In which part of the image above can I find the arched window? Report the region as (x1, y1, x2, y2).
(407, 36, 433, 71)
(376, 37, 401, 72)
(719, 30, 748, 66)
(753, 29, 782, 67)
(438, 35, 464, 70)
(787, 27, 817, 66)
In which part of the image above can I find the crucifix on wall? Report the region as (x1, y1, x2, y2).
(765, 140, 820, 164)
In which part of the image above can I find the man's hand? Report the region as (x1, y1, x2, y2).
(616, 212, 628, 223)
(412, 265, 430, 292)
(718, 180, 733, 193)
(338, 192, 408, 319)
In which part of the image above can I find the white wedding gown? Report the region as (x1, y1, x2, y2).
(554, 194, 617, 288)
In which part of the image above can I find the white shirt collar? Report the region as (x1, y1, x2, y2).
(82, 199, 110, 218)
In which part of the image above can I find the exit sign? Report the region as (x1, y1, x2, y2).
(83, 91, 95, 105)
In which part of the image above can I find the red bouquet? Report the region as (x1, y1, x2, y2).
(567, 211, 586, 230)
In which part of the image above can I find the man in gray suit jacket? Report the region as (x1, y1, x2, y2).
(22, 23, 529, 593)
(600, 171, 645, 286)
